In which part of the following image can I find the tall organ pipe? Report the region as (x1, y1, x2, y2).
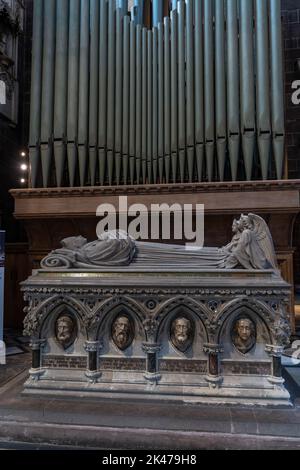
(152, 27, 158, 184)
(135, 24, 143, 183)
(29, 0, 44, 188)
(239, 0, 255, 181)
(89, 0, 100, 185)
(164, 17, 171, 183)
(98, 0, 108, 185)
(78, 0, 90, 187)
(107, 0, 116, 185)
(147, 30, 153, 183)
(269, 0, 285, 179)
(177, 1, 186, 182)
(186, 0, 195, 183)
(122, 16, 130, 184)
(204, 0, 215, 182)
(40, 0, 56, 188)
(152, 0, 163, 27)
(215, 0, 226, 182)
(255, 0, 271, 180)
(53, 0, 68, 188)
(158, 22, 164, 182)
(141, 28, 148, 184)
(117, 0, 128, 16)
(67, 0, 80, 187)
(226, 0, 240, 181)
(115, 8, 123, 185)
(194, 0, 204, 182)
(170, 11, 178, 183)
(129, 21, 137, 184)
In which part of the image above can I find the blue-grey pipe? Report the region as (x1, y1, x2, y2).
(152, 0, 163, 26)
(78, 0, 90, 185)
(89, 0, 100, 185)
(132, 0, 144, 25)
(269, 0, 285, 179)
(40, 0, 56, 187)
(29, 0, 44, 187)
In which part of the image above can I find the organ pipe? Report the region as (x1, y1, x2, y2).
(78, 0, 90, 187)
(28, 0, 287, 188)
(226, 0, 240, 181)
(29, 0, 43, 188)
(67, 0, 80, 187)
(53, 0, 68, 188)
(255, 0, 271, 180)
(270, 0, 285, 179)
(239, 0, 255, 180)
(89, 0, 100, 185)
(40, 0, 56, 188)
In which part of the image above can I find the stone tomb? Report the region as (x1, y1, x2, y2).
(22, 215, 292, 406)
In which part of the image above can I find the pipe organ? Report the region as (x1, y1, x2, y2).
(29, 0, 286, 188)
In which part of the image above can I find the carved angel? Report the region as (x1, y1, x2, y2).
(224, 214, 278, 271)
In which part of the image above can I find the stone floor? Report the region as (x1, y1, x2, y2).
(1, 329, 300, 450)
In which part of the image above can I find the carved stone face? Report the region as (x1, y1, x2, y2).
(232, 219, 240, 234)
(232, 317, 256, 354)
(171, 317, 194, 353)
(61, 236, 87, 250)
(55, 315, 76, 350)
(112, 315, 133, 351)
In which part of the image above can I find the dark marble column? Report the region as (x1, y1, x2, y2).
(142, 343, 161, 383)
(85, 341, 102, 383)
(203, 343, 223, 387)
(265, 344, 285, 385)
(29, 339, 46, 380)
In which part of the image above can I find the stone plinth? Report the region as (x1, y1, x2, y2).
(22, 267, 292, 406)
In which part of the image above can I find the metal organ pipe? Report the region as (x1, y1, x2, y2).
(28, 0, 287, 188)
(215, 0, 226, 182)
(239, 0, 256, 181)
(40, 0, 56, 188)
(53, 0, 69, 188)
(98, 0, 108, 185)
(67, 0, 80, 187)
(194, 0, 204, 182)
(89, 0, 100, 186)
(269, 0, 285, 179)
(78, 0, 90, 187)
(255, 0, 271, 180)
(203, 0, 215, 182)
(29, 0, 44, 188)
(226, 0, 240, 181)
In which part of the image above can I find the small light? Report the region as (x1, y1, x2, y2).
(20, 151, 26, 157)
(20, 178, 26, 184)
(20, 164, 28, 171)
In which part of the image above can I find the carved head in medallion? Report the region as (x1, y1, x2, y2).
(111, 315, 134, 351)
(170, 316, 194, 353)
(231, 316, 256, 354)
(55, 314, 77, 350)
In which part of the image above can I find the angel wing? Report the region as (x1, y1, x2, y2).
(248, 214, 278, 270)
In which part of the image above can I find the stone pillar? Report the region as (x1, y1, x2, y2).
(142, 343, 161, 383)
(203, 343, 223, 387)
(85, 341, 102, 383)
(265, 344, 285, 385)
(29, 339, 46, 380)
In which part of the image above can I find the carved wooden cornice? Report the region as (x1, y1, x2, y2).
(10, 179, 300, 199)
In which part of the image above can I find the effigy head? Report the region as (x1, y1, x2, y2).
(61, 236, 88, 250)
